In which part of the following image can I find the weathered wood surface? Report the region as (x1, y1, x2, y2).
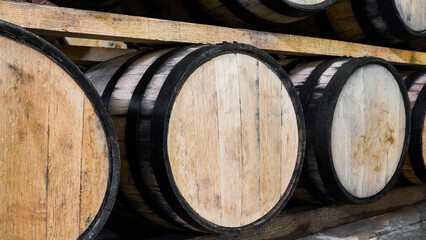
(287, 58, 408, 204)
(330, 64, 406, 198)
(86, 43, 304, 233)
(0, 28, 111, 239)
(191, 185, 426, 240)
(167, 53, 300, 227)
(300, 201, 426, 240)
(0, 1, 425, 66)
(394, 0, 426, 32)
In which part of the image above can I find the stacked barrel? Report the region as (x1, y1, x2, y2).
(285, 57, 410, 203)
(1, 0, 424, 238)
(84, 43, 306, 233)
(401, 71, 426, 184)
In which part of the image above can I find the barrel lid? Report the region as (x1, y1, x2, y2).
(315, 57, 410, 204)
(134, 43, 305, 233)
(0, 20, 120, 240)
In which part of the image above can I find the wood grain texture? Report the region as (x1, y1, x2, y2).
(325, 0, 365, 42)
(331, 64, 405, 198)
(0, 34, 110, 239)
(167, 53, 299, 227)
(0, 1, 424, 66)
(191, 185, 426, 240)
(394, 0, 426, 32)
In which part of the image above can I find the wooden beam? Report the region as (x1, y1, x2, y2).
(54, 45, 137, 64)
(194, 185, 426, 239)
(300, 202, 426, 239)
(0, 1, 425, 66)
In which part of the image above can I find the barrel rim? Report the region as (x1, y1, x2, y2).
(295, 57, 349, 204)
(0, 20, 121, 240)
(261, 0, 337, 17)
(150, 43, 306, 234)
(387, 0, 426, 37)
(315, 57, 410, 204)
(125, 46, 201, 231)
(407, 70, 426, 183)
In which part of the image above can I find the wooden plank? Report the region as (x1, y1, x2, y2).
(192, 185, 426, 240)
(0, 1, 424, 66)
(237, 54, 261, 225)
(0, 35, 50, 239)
(46, 54, 84, 239)
(300, 201, 426, 239)
(54, 45, 137, 64)
(79, 98, 110, 233)
(215, 54, 243, 227)
(259, 62, 282, 216)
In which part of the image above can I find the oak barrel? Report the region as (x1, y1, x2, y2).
(401, 71, 426, 184)
(50, 0, 122, 11)
(118, 0, 337, 30)
(0, 20, 120, 239)
(85, 43, 305, 233)
(326, 0, 426, 46)
(285, 57, 410, 204)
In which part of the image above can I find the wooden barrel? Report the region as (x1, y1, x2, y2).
(401, 71, 426, 184)
(325, 0, 426, 46)
(0, 20, 120, 239)
(285, 57, 410, 204)
(50, 0, 122, 11)
(85, 43, 305, 233)
(117, 0, 337, 30)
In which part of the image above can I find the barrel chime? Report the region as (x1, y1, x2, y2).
(401, 71, 426, 184)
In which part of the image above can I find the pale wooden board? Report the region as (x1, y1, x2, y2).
(79, 97, 110, 232)
(167, 53, 299, 227)
(0, 34, 110, 239)
(331, 64, 406, 198)
(215, 54, 243, 227)
(0, 1, 424, 66)
(394, 0, 426, 32)
(46, 50, 84, 239)
(0, 34, 50, 240)
(237, 55, 261, 225)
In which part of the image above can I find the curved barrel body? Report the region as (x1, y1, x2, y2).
(286, 57, 410, 204)
(85, 43, 306, 233)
